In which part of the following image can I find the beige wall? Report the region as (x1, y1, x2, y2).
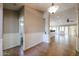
(0, 3, 3, 56)
(3, 9, 19, 33)
(3, 9, 20, 50)
(24, 6, 44, 33)
(24, 5, 45, 50)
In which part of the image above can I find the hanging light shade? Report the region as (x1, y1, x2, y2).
(48, 4, 59, 14)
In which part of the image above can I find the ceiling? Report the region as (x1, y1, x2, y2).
(26, 3, 77, 13)
(3, 3, 24, 10)
(3, 3, 77, 13)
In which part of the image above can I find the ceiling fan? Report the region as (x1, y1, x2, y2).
(67, 18, 74, 22)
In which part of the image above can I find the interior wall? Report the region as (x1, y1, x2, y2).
(18, 8, 24, 50)
(3, 9, 20, 50)
(0, 3, 3, 56)
(77, 4, 79, 52)
(24, 5, 44, 50)
(43, 11, 50, 42)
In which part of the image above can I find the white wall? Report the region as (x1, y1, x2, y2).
(18, 9, 25, 51)
(25, 32, 44, 49)
(43, 11, 49, 43)
(50, 7, 78, 26)
(3, 9, 20, 50)
(76, 4, 79, 52)
(0, 3, 3, 56)
(24, 5, 44, 50)
(50, 7, 78, 40)
(3, 33, 20, 50)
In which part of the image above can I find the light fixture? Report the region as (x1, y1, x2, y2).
(48, 4, 59, 14)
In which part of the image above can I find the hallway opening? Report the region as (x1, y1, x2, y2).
(24, 3, 79, 56)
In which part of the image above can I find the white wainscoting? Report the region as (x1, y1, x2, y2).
(24, 32, 43, 50)
(3, 33, 20, 50)
(43, 33, 49, 43)
(0, 38, 2, 56)
(76, 38, 79, 52)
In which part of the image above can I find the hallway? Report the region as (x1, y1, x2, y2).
(24, 32, 76, 56)
(0, 3, 79, 56)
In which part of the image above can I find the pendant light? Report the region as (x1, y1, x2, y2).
(48, 3, 59, 14)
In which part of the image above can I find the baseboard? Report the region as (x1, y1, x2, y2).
(3, 45, 20, 51)
(24, 42, 42, 52)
